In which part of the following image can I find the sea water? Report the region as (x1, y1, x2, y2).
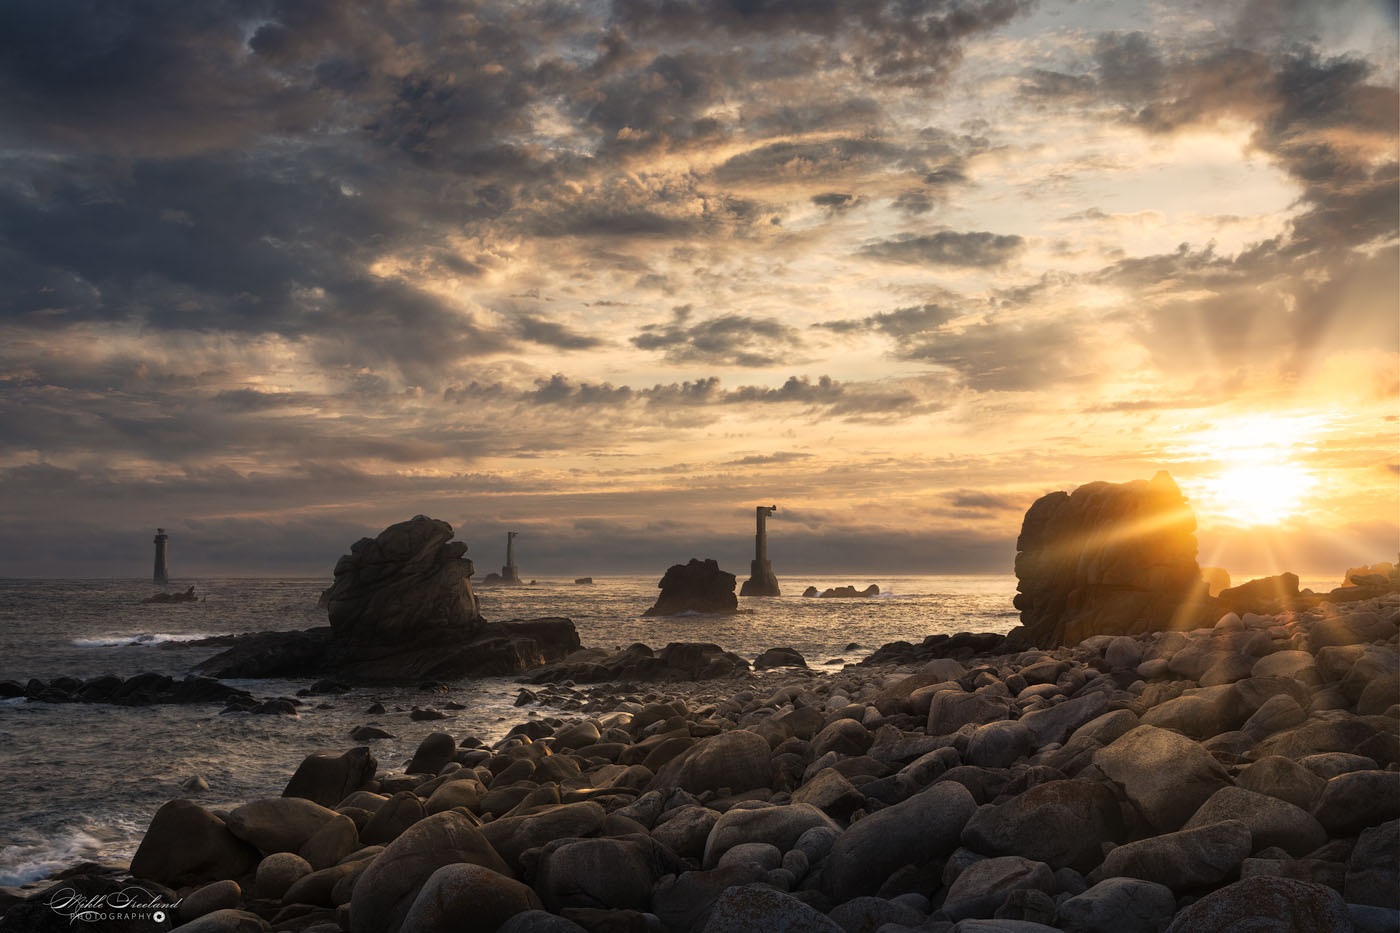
(0, 574, 1020, 885)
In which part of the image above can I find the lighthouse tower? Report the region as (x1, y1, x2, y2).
(153, 528, 170, 585)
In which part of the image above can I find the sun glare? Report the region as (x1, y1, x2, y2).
(1172, 413, 1328, 527)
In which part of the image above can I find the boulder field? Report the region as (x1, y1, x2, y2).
(5, 594, 1396, 933)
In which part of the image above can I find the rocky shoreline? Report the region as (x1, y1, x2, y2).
(3, 593, 1395, 933)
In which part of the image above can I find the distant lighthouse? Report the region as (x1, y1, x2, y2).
(153, 528, 169, 584)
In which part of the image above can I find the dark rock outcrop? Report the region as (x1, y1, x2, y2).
(320, 516, 483, 668)
(19, 672, 256, 707)
(815, 584, 880, 598)
(141, 586, 197, 604)
(643, 559, 738, 616)
(1217, 573, 1301, 615)
(196, 518, 580, 682)
(527, 641, 749, 684)
(1013, 471, 1212, 646)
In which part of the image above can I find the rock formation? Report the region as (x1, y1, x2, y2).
(740, 505, 781, 597)
(197, 516, 579, 682)
(142, 585, 197, 604)
(807, 584, 880, 598)
(319, 516, 484, 667)
(1013, 471, 1212, 646)
(644, 558, 739, 616)
(1201, 566, 1231, 598)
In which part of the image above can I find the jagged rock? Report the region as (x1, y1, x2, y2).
(644, 558, 738, 616)
(319, 516, 482, 667)
(815, 585, 880, 598)
(1012, 472, 1211, 646)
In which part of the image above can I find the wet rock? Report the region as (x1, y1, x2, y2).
(407, 733, 457, 775)
(961, 779, 1123, 873)
(1163, 876, 1351, 932)
(1092, 725, 1231, 832)
(756, 647, 808, 670)
(349, 810, 511, 933)
(129, 799, 260, 888)
(823, 782, 977, 903)
(1091, 820, 1252, 891)
(283, 747, 377, 808)
(643, 558, 738, 616)
(399, 863, 542, 933)
(1055, 877, 1175, 933)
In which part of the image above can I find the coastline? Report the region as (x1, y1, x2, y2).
(3, 591, 1395, 931)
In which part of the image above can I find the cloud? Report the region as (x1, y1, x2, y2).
(631, 308, 803, 366)
(858, 231, 1024, 266)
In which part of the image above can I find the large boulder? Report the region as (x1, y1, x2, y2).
(1012, 472, 1211, 646)
(823, 781, 977, 902)
(1056, 877, 1176, 933)
(961, 779, 1124, 872)
(399, 864, 542, 933)
(1092, 820, 1252, 891)
(650, 729, 773, 795)
(321, 516, 483, 667)
(283, 746, 377, 808)
(1163, 876, 1352, 932)
(129, 799, 260, 887)
(350, 810, 511, 933)
(644, 558, 738, 616)
(700, 883, 843, 933)
(1093, 725, 1231, 832)
(225, 797, 343, 853)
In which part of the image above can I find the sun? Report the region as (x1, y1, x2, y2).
(1194, 463, 1317, 526)
(1172, 413, 1326, 527)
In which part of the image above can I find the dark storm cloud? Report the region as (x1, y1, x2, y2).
(858, 231, 1024, 267)
(631, 308, 803, 366)
(611, 0, 1033, 86)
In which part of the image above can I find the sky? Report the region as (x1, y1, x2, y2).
(0, 0, 1396, 580)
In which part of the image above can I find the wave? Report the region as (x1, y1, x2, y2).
(0, 828, 109, 887)
(71, 632, 220, 648)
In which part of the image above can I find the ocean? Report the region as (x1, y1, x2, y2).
(0, 573, 1017, 886)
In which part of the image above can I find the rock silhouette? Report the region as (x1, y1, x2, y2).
(1013, 471, 1211, 646)
(644, 558, 739, 616)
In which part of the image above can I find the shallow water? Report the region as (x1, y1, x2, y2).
(0, 573, 1020, 885)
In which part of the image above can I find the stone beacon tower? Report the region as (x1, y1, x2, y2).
(153, 528, 169, 585)
(500, 531, 523, 584)
(740, 505, 781, 596)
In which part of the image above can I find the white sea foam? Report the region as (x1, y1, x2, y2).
(0, 829, 109, 887)
(71, 632, 218, 648)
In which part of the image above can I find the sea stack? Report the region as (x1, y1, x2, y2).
(152, 528, 169, 584)
(740, 504, 781, 596)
